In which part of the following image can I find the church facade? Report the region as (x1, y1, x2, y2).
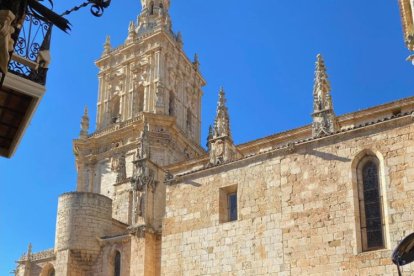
(15, 1, 414, 275)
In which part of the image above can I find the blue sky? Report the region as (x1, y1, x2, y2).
(1, 0, 413, 274)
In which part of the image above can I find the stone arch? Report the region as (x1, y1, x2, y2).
(351, 149, 390, 253)
(40, 263, 55, 276)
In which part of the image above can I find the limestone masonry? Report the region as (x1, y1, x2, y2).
(14, 1, 414, 275)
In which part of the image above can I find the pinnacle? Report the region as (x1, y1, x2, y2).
(313, 53, 330, 95)
(105, 35, 111, 45)
(218, 86, 226, 107)
(128, 21, 135, 32)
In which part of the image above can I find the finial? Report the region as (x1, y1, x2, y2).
(312, 54, 338, 137)
(103, 35, 111, 55)
(126, 21, 137, 44)
(212, 86, 231, 139)
(27, 243, 32, 259)
(80, 106, 90, 139)
(193, 53, 200, 71)
(176, 32, 183, 48)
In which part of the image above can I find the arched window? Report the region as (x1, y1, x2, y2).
(149, 1, 154, 15)
(114, 250, 121, 276)
(357, 156, 385, 251)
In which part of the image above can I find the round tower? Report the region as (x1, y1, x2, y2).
(55, 192, 113, 253)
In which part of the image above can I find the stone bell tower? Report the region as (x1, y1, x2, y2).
(73, 0, 206, 225)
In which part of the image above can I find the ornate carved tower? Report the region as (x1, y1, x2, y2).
(73, 0, 206, 225)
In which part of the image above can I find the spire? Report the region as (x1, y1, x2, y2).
(312, 54, 338, 137)
(213, 87, 231, 139)
(103, 35, 111, 55)
(80, 106, 89, 139)
(27, 243, 32, 256)
(137, 0, 172, 36)
(207, 87, 242, 166)
(126, 21, 137, 44)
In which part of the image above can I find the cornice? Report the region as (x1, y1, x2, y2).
(167, 112, 414, 181)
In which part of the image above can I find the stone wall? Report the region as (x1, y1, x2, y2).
(162, 117, 414, 275)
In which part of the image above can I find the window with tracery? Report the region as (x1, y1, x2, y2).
(358, 158, 385, 251)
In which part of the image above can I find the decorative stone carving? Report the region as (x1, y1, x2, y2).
(136, 0, 172, 36)
(0, 10, 16, 74)
(80, 106, 89, 139)
(130, 122, 157, 225)
(311, 54, 338, 138)
(103, 35, 111, 55)
(193, 53, 200, 71)
(115, 154, 127, 183)
(155, 81, 165, 108)
(137, 122, 150, 160)
(125, 21, 137, 44)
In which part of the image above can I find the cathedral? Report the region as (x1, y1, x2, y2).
(14, 0, 414, 275)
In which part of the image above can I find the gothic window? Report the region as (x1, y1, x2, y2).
(357, 157, 385, 251)
(114, 250, 121, 276)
